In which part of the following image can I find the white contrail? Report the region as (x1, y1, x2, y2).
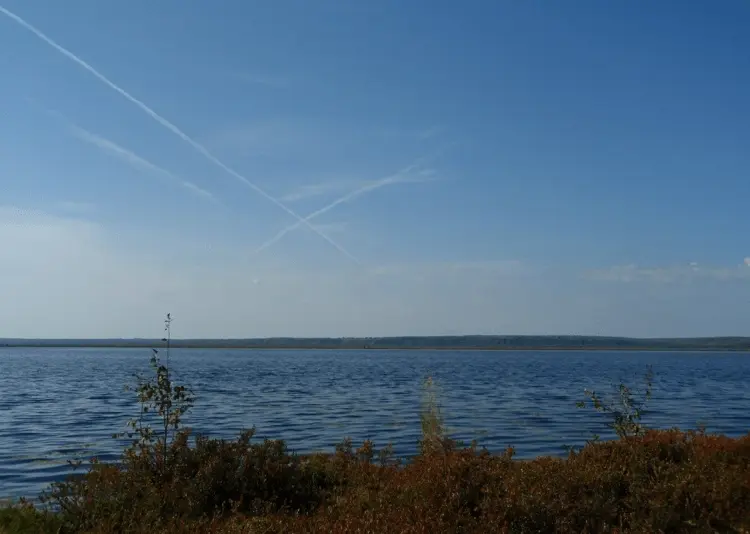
(0, 5, 359, 264)
(32, 102, 225, 207)
(254, 163, 428, 255)
(70, 125, 220, 204)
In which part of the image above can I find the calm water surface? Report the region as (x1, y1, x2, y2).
(1, 348, 749, 499)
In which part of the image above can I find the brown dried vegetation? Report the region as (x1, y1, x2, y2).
(16, 429, 748, 533)
(2, 321, 749, 533)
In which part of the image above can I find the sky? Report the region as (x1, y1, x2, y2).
(1, 0, 749, 339)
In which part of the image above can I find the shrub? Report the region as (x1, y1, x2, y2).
(256, 430, 750, 534)
(37, 315, 353, 532)
(0, 503, 61, 534)
(576, 365, 655, 441)
(8, 324, 749, 533)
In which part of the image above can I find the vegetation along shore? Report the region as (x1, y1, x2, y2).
(2, 318, 750, 533)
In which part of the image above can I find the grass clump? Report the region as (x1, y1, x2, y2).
(0, 503, 61, 534)
(3, 318, 750, 533)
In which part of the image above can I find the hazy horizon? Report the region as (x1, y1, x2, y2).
(3, 333, 750, 343)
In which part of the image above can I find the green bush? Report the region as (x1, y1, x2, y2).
(0, 503, 61, 534)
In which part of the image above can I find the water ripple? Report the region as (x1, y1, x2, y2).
(1, 348, 749, 499)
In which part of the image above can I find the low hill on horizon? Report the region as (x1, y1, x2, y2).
(1, 335, 749, 350)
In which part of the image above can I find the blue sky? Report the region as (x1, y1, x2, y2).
(1, 0, 749, 338)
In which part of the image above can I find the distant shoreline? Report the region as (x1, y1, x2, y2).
(2, 335, 750, 352)
(1, 343, 749, 352)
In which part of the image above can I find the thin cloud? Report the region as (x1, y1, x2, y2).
(70, 126, 216, 202)
(254, 162, 435, 255)
(0, 5, 359, 265)
(282, 172, 435, 203)
(744, 258, 750, 267)
(587, 263, 750, 283)
(368, 260, 527, 278)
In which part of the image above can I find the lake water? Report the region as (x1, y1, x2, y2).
(1, 347, 749, 500)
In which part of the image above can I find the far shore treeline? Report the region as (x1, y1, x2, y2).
(1, 335, 750, 351)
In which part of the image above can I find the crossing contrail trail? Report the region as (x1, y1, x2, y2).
(0, 5, 360, 264)
(254, 162, 429, 255)
(254, 145, 450, 255)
